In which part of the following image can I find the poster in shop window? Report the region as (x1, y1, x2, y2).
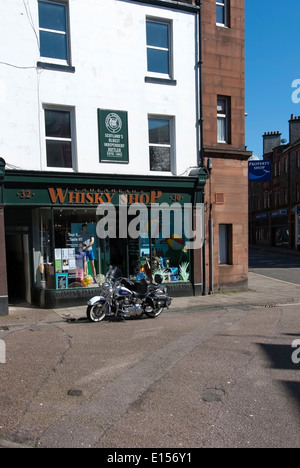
(98, 109, 129, 163)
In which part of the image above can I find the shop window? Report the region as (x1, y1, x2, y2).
(44, 108, 74, 168)
(219, 224, 233, 265)
(149, 117, 173, 172)
(38, 0, 70, 63)
(34, 204, 192, 292)
(146, 19, 172, 77)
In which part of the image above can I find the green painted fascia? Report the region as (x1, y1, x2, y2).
(4, 170, 206, 190)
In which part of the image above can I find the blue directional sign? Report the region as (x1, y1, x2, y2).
(249, 160, 271, 182)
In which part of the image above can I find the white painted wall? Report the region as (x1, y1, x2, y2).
(0, 0, 199, 176)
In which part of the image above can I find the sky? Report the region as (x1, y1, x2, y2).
(245, 0, 300, 158)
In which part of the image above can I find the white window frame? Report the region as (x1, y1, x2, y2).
(44, 106, 76, 171)
(217, 97, 230, 144)
(216, 0, 229, 27)
(146, 18, 173, 79)
(38, 0, 71, 66)
(148, 116, 175, 173)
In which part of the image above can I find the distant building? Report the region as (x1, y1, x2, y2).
(249, 115, 300, 251)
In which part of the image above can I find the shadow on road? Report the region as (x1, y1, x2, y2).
(258, 342, 300, 416)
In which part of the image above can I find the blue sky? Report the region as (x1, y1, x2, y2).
(245, 0, 300, 158)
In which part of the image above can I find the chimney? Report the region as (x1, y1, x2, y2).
(289, 114, 300, 145)
(262, 131, 282, 155)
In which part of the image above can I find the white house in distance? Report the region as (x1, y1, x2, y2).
(0, 0, 206, 313)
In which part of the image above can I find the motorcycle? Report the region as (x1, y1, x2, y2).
(86, 266, 172, 322)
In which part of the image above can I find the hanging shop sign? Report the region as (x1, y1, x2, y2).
(249, 160, 271, 182)
(98, 109, 129, 164)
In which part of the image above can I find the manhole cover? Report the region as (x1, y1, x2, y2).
(202, 388, 225, 403)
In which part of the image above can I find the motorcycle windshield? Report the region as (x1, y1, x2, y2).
(106, 266, 122, 282)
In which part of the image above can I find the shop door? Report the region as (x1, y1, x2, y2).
(5, 233, 31, 304)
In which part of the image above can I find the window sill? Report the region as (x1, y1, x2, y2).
(37, 62, 76, 73)
(145, 76, 177, 86)
(216, 23, 230, 29)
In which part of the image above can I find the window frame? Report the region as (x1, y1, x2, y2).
(217, 96, 230, 144)
(148, 116, 174, 173)
(216, 0, 229, 27)
(146, 18, 173, 79)
(219, 224, 233, 265)
(44, 106, 76, 170)
(38, 0, 71, 66)
(297, 151, 300, 168)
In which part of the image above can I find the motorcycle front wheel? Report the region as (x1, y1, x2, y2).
(87, 303, 106, 322)
(145, 308, 163, 319)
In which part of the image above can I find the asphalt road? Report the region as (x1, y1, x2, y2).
(249, 249, 300, 285)
(1, 300, 300, 448)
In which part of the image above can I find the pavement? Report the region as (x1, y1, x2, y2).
(0, 271, 299, 449)
(1, 271, 300, 327)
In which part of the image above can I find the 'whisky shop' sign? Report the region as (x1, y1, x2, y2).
(48, 188, 164, 205)
(5, 186, 191, 206)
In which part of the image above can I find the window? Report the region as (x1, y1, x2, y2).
(38, 1, 69, 62)
(148, 117, 173, 172)
(297, 183, 300, 202)
(216, 0, 229, 27)
(219, 224, 233, 265)
(45, 108, 74, 168)
(217, 97, 230, 143)
(146, 20, 171, 76)
(284, 187, 288, 205)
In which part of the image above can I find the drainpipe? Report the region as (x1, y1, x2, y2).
(195, 0, 208, 295)
(197, 0, 204, 169)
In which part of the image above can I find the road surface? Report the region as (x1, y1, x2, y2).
(249, 249, 300, 286)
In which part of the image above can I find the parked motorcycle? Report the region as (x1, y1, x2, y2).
(86, 266, 172, 322)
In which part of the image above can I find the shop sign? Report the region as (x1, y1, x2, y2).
(271, 209, 289, 219)
(249, 160, 271, 182)
(2, 185, 193, 206)
(255, 212, 269, 221)
(98, 109, 129, 163)
(47, 188, 164, 205)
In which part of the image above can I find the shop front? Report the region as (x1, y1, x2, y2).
(0, 168, 206, 310)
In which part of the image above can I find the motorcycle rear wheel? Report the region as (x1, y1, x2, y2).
(145, 308, 163, 319)
(87, 303, 106, 322)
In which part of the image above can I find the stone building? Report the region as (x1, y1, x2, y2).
(249, 115, 300, 251)
(0, 0, 250, 314)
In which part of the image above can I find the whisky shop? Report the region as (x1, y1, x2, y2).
(0, 161, 206, 313)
